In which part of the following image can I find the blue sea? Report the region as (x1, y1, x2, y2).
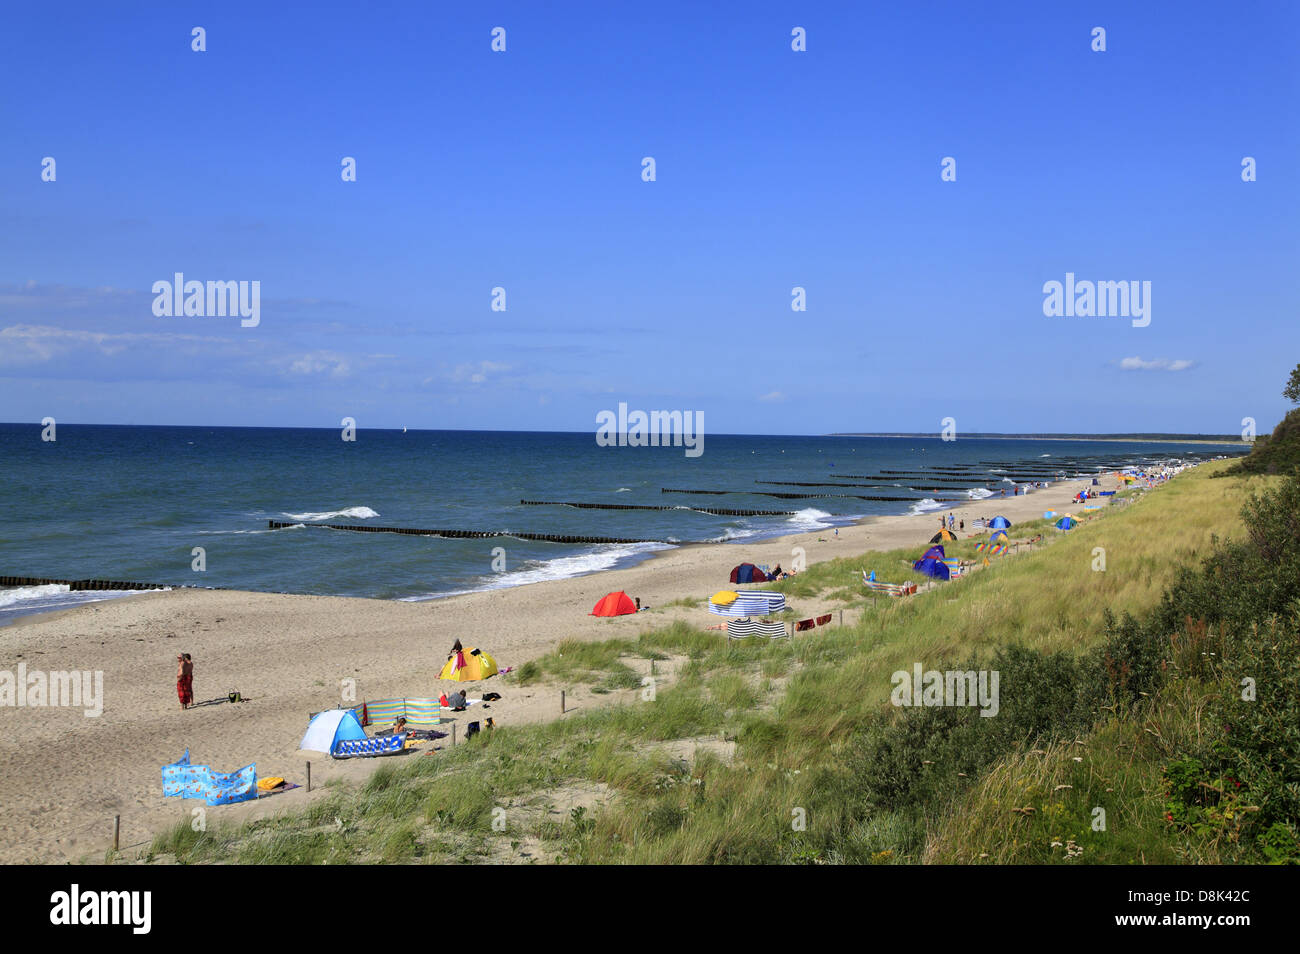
(0, 424, 1243, 624)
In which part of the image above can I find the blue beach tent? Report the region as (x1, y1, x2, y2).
(300, 708, 368, 753)
(1055, 516, 1077, 530)
(913, 545, 950, 580)
(913, 557, 950, 580)
(989, 516, 1011, 529)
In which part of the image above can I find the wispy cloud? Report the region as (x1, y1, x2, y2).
(280, 350, 355, 379)
(759, 390, 785, 402)
(1117, 357, 1194, 372)
(441, 361, 512, 385)
(0, 323, 229, 366)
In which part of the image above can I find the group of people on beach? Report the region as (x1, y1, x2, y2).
(172, 638, 476, 713)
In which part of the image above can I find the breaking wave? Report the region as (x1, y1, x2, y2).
(283, 506, 380, 522)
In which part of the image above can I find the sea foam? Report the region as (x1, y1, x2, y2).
(0, 583, 70, 608)
(284, 506, 379, 521)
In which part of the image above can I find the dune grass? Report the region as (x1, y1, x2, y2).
(146, 461, 1280, 865)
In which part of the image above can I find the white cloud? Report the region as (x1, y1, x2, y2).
(282, 350, 353, 379)
(759, 390, 785, 402)
(449, 361, 512, 385)
(0, 323, 227, 366)
(1118, 357, 1194, 372)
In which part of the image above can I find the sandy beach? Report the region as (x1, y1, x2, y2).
(0, 479, 1097, 864)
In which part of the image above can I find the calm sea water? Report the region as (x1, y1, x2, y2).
(0, 424, 1241, 623)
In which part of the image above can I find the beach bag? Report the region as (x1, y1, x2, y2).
(466, 721, 481, 738)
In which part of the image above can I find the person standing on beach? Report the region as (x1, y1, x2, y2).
(176, 654, 194, 710)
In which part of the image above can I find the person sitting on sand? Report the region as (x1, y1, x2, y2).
(176, 654, 193, 710)
(771, 563, 783, 578)
(448, 638, 463, 660)
(447, 689, 468, 710)
(391, 717, 407, 734)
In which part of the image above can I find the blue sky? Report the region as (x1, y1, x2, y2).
(2, 0, 1296, 434)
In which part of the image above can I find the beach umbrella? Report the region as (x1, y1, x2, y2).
(989, 516, 1011, 529)
(1055, 515, 1077, 530)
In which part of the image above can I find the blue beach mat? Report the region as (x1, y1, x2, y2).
(331, 733, 407, 759)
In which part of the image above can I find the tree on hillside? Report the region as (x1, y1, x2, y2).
(1284, 363, 1300, 404)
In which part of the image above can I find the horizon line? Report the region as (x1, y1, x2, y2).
(0, 421, 1250, 445)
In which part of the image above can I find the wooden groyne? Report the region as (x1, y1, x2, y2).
(0, 576, 174, 591)
(519, 500, 795, 517)
(661, 488, 964, 503)
(757, 478, 989, 490)
(267, 520, 669, 545)
(755, 480, 895, 489)
(819, 475, 997, 485)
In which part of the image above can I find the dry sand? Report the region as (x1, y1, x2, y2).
(0, 479, 1099, 863)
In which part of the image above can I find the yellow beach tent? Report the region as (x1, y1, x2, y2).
(439, 647, 499, 681)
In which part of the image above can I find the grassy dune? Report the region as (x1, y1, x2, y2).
(146, 462, 1293, 865)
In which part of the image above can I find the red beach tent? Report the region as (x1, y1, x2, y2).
(590, 591, 637, 617)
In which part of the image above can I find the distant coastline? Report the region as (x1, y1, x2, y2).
(828, 433, 1248, 446)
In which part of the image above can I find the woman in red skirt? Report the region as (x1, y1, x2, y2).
(176, 654, 194, 710)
